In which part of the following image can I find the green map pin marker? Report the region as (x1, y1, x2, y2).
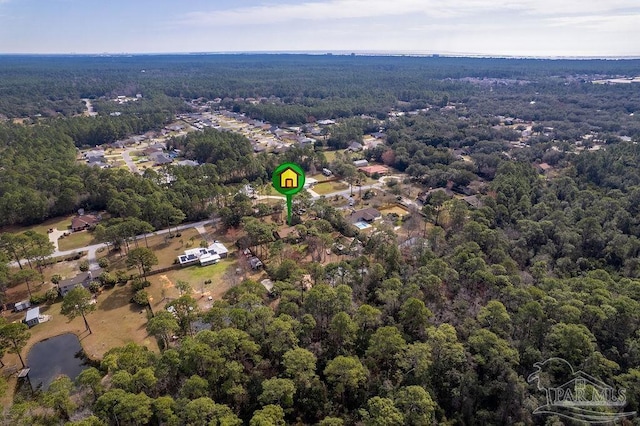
(272, 162, 305, 225)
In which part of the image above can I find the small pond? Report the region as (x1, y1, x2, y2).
(26, 333, 91, 391)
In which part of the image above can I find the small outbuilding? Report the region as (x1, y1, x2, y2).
(24, 307, 41, 328)
(14, 300, 31, 312)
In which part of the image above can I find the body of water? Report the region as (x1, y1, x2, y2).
(26, 333, 90, 391)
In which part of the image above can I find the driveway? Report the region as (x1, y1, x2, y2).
(47, 228, 67, 252)
(121, 149, 140, 174)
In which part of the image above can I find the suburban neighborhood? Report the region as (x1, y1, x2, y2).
(1, 52, 640, 425)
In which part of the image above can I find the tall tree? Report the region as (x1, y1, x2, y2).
(146, 310, 179, 349)
(61, 286, 96, 334)
(11, 268, 41, 298)
(126, 247, 158, 281)
(0, 232, 29, 270)
(323, 355, 368, 403)
(362, 396, 404, 426)
(259, 378, 296, 409)
(394, 386, 437, 425)
(42, 375, 76, 421)
(282, 347, 317, 387)
(250, 404, 286, 426)
(0, 321, 30, 368)
(160, 203, 186, 238)
(23, 230, 54, 273)
(76, 367, 104, 402)
(166, 295, 199, 336)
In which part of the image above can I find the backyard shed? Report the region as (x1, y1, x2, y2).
(24, 307, 41, 328)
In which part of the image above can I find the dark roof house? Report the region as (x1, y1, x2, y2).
(249, 257, 263, 270)
(348, 208, 382, 223)
(71, 214, 101, 232)
(150, 152, 173, 165)
(348, 142, 363, 152)
(57, 269, 102, 296)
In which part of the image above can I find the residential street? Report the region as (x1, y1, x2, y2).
(17, 175, 403, 269)
(121, 148, 140, 174)
(12, 218, 219, 269)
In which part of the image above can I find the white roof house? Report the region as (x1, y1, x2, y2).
(209, 242, 229, 257)
(304, 177, 318, 189)
(14, 300, 31, 312)
(177, 241, 229, 266)
(24, 307, 40, 327)
(199, 252, 221, 266)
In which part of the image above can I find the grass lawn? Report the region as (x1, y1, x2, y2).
(379, 205, 411, 218)
(309, 173, 332, 183)
(322, 150, 339, 163)
(102, 227, 204, 273)
(358, 176, 380, 186)
(1, 215, 72, 235)
(0, 284, 159, 407)
(170, 259, 232, 285)
(57, 230, 96, 252)
(313, 181, 349, 195)
(146, 258, 237, 309)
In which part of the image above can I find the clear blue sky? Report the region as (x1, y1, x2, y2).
(1, 0, 639, 57)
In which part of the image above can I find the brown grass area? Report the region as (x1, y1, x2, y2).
(100, 227, 203, 272)
(379, 205, 411, 217)
(146, 259, 238, 312)
(314, 181, 349, 195)
(58, 230, 96, 252)
(0, 215, 72, 235)
(1, 224, 240, 406)
(1, 223, 243, 406)
(1, 283, 158, 408)
(6, 257, 84, 303)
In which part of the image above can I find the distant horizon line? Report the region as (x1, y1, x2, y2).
(1, 50, 640, 60)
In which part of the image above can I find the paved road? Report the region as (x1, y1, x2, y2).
(14, 175, 398, 268)
(257, 180, 385, 203)
(121, 149, 140, 174)
(314, 182, 382, 201)
(82, 98, 98, 117)
(11, 218, 218, 268)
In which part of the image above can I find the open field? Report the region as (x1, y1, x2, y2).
(313, 181, 349, 195)
(57, 230, 96, 252)
(1, 223, 238, 405)
(146, 258, 238, 311)
(2, 281, 158, 364)
(322, 150, 339, 163)
(379, 205, 411, 218)
(99, 227, 205, 272)
(0, 283, 159, 406)
(308, 173, 333, 183)
(0, 215, 73, 235)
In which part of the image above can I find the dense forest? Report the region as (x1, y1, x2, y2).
(1, 55, 640, 425)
